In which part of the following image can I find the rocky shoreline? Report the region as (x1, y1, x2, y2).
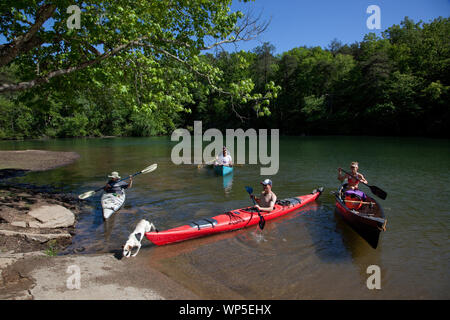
(0, 151, 86, 298)
(0, 182, 198, 300)
(0, 150, 83, 250)
(0, 184, 83, 254)
(0, 149, 198, 300)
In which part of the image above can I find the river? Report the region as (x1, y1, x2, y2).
(1, 136, 449, 299)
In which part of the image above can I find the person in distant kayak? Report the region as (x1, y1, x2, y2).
(215, 146, 233, 167)
(251, 179, 277, 212)
(104, 171, 132, 194)
(337, 162, 368, 190)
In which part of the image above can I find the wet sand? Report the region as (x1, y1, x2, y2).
(0, 150, 80, 171)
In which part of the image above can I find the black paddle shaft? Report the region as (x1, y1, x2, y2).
(96, 171, 141, 192)
(341, 169, 387, 200)
(245, 186, 266, 230)
(250, 195, 266, 230)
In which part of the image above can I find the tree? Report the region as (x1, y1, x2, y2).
(0, 1, 274, 113)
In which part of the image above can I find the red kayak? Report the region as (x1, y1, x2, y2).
(145, 187, 324, 245)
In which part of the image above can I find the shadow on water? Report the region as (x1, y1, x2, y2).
(304, 201, 382, 265)
(91, 200, 105, 229)
(103, 213, 117, 242)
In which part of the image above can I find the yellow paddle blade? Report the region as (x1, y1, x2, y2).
(79, 163, 157, 200)
(78, 190, 96, 199)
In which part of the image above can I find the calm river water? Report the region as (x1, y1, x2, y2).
(1, 136, 449, 299)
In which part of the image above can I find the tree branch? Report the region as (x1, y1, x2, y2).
(200, 11, 270, 51)
(0, 4, 56, 67)
(0, 37, 148, 93)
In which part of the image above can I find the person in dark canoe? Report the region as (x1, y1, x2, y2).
(104, 171, 133, 194)
(251, 179, 277, 212)
(338, 162, 369, 208)
(338, 161, 368, 190)
(338, 162, 368, 191)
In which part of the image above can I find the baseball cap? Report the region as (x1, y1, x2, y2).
(261, 179, 272, 186)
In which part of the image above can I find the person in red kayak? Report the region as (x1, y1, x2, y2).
(251, 179, 277, 212)
(337, 162, 368, 190)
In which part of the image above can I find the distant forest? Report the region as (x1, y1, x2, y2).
(1, 15, 448, 139)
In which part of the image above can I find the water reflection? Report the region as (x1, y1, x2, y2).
(103, 213, 117, 242)
(223, 172, 233, 193)
(333, 211, 382, 281)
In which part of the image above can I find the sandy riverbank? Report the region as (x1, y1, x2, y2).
(0, 149, 198, 300)
(0, 149, 80, 171)
(0, 251, 199, 300)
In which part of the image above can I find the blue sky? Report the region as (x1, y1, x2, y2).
(226, 0, 450, 54)
(1, 0, 448, 54)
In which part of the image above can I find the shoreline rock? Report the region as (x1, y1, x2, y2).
(28, 205, 75, 228)
(0, 185, 83, 254)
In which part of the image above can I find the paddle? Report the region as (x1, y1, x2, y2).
(341, 168, 387, 200)
(78, 163, 158, 199)
(245, 186, 266, 230)
(344, 199, 376, 205)
(197, 157, 217, 168)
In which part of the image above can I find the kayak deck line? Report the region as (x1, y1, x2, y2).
(145, 187, 324, 246)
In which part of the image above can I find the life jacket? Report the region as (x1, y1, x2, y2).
(347, 175, 359, 188)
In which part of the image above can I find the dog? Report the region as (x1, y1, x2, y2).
(123, 219, 157, 257)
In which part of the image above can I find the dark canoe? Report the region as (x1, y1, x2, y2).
(333, 184, 387, 249)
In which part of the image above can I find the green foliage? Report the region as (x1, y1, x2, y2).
(0, 12, 449, 138)
(44, 239, 59, 257)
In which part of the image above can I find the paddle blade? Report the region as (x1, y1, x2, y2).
(245, 186, 253, 195)
(141, 163, 157, 174)
(258, 215, 266, 230)
(78, 190, 96, 199)
(369, 185, 387, 200)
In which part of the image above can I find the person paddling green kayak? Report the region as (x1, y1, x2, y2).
(214, 146, 234, 176)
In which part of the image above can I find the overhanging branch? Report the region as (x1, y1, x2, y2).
(0, 4, 56, 67)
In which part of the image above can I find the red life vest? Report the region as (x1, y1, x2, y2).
(347, 175, 359, 188)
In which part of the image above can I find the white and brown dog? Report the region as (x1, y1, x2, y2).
(123, 219, 157, 257)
